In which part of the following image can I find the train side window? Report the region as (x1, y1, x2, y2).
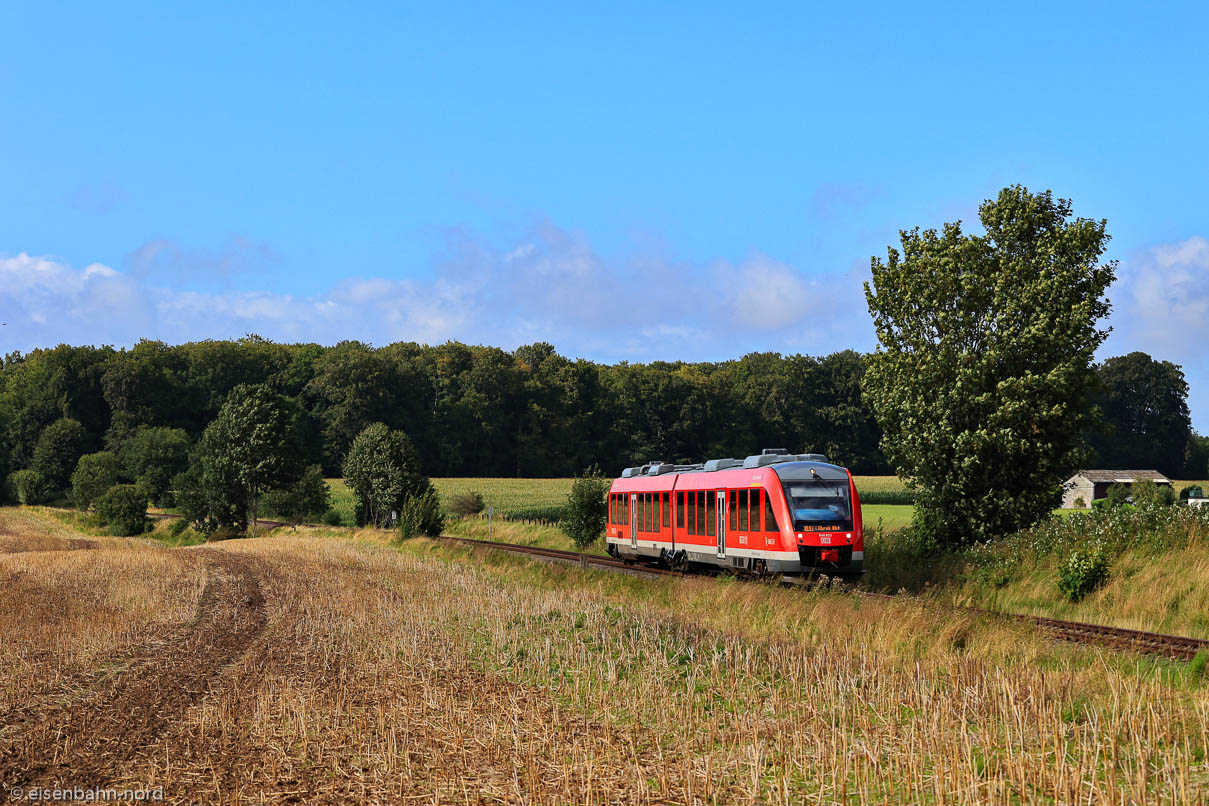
(644, 493, 650, 532)
(698, 491, 707, 535)
(654, 492, 660, 531)
(625, 496, 630, 525)
(662, 493, 669, 530)
(728, 489, 737, 529)
(677, 492, 685, 529)
(764, 493, 778, 532)
(751, 488, 762, 532)
(689, 491, 698, 535)
(706, 491, 716, 536)
(638, 494, 644, 532)
(610, 494, 616, 524)
(736, 489, 746, 531)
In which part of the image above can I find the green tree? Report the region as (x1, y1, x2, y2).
(95, 484, 149, 536)
(174, 460, 246, 534)
(10, 469, 47, 505)
(119, 426, 192, 505)
(261, 464, 331, 526)
(397, 487, 444, 539)
(32, 417, 91, 493)
(188, 384, 306, 530)
(342, 423, 432, 527)
(1184, 432, 1209, 480)
(1130, 478, 1175, 509)
(70, 452, 120, 510)
(1104, 481, 1131, 508)
(1088, 352, 1191, 477)
(864, 186, 1115, 548)
(560, 466, 610, 549)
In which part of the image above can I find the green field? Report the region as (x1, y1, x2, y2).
(325, 476, 914, 529)
(327, 475, 1207, 531)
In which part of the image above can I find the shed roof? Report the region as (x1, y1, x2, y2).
(1071, 470, 1170, 483)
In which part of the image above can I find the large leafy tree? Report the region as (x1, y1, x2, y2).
(70, 451, 121, 510)
(119, 426, 192, 506)
(187, 384, 306, 529)
(32, 417, 91, 493)
(1088, 352, 1192, 477)
(342, 422, 432, 528)
(864, 186, 1115, 548)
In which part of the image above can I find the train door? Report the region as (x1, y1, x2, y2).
(715, 490, 726, 558)
(629, 494, 638, 549)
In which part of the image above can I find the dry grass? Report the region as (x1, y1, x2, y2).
(957, 541, 1209, 638)
(3, 509, 1208, 803)
(0, 512, 207, 726)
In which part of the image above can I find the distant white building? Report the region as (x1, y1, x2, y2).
(1061, 470, 1172, 509)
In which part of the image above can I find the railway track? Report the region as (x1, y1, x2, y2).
(143, 510, 1209, 661)
(435, 534, 1209, 661)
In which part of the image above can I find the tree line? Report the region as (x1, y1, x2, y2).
(0, 335, 1203, 505)
(0, 339, 889, 486)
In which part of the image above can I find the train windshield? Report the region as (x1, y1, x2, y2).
(782, 480, 852, 531)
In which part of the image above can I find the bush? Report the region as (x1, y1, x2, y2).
(1073, 496, 1086, 509)
(321, 509, 343, 526)
(95, 484, 149, 537)
(1057, 546, 1110, 602)
(1105, 483, 1131, 508)
(261, 464, 330, 526)
(560, 466, 610, 550)
(1131, 478, 1175, 510)
(398, 488, 444, 540)
(70, 452, 120, 510)
(449, 490, 486, 516)
(168, 517, 189, 537)
(10, 470, 48, 505)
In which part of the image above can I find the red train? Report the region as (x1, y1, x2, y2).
(606, 449, 863, 579)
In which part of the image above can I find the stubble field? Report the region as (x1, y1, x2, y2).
(1, 507, 1207, 803)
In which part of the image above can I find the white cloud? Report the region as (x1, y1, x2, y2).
(1104, 235, 1209, 432)
(723, 255, 814, 330)
(1112, 235, 1209, 362)
(0, 225, 870, 362)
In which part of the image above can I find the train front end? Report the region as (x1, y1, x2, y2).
(772, 462, 864, 578)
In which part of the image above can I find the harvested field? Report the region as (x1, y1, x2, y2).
(1, 510, 1207, 803)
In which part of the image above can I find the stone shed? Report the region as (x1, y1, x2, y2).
(1062, 470, 1172, 509)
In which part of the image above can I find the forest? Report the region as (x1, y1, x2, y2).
(0, 337, 1203, 484)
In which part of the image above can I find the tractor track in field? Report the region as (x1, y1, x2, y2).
(0, 549, 268, 790)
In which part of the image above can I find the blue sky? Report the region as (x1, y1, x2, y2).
(2, 1, 1208, 429)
